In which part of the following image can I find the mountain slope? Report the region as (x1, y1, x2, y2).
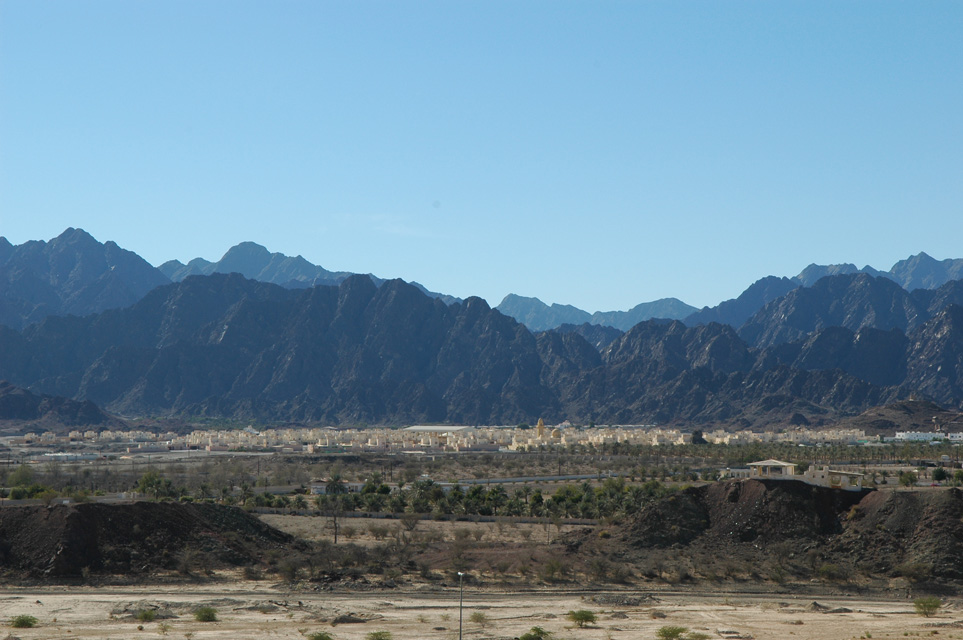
(0, 274, 919, 426)
(0, 228, 171, 330)
(739, 273, 926, 348)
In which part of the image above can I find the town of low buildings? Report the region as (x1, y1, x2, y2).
(7, 420, 957, 460)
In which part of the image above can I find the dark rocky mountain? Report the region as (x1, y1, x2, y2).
(0, 274, 558, 424)
(553, 322, 624, 350)
(496, 294, 696, 332)
(161, 241, 461, 305)
(739, 273, 926, 348)
(684, 276, 799, 328)
(0, 380, 123, 431)
(686, 253, 963, 333)
(0, 273, 921, 427)
(0, 228, 171, 330)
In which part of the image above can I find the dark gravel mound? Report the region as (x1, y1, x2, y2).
(828, 488, 963, 580)
(0, 501, 298, 578)
(621, 479, 866, 549)
(578, 479, 963, 586)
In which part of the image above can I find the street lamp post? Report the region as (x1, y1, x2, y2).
(457, 571, 465, 640)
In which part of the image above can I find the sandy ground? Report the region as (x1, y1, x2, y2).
(0, 580, 959, 640)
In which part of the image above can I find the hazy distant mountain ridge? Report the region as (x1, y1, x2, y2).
(0, 228, 171, 330)
(161, 241, 461, 304)
(496, 294, 696, 332)
(159, 241, 352, 287)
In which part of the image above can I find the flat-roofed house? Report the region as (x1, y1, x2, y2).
(747, 459, 797, 479)
(802, 465, 864, 491)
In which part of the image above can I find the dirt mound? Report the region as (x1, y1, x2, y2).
(578, 479, 963, 585)
(0, 501, 300, 578)
(620, 479, 866, 549)
(828, 488, 963, 580)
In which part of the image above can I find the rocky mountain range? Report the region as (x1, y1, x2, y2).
(3, 229, 963, 429)
(1, 268, 962, 428)
(0, 229, 459, 333)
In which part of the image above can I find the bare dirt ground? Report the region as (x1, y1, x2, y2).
(1, 578, 960, 640)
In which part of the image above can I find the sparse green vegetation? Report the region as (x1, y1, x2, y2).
(657, 626, 688, 640)
(914, 596, 942, 618)
(519, 627, 553, 640)
(135, 609, 157, 622)
(365, 632, 393, 640)
(469, 611, 489, 627)
(567, 609, 597, 628)
(193, 606, 218, 622)
(306, 632, 334, 640)
(10, 615, 38, 628)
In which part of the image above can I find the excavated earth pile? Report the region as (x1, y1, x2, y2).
(576, 479, 963, 585)
(0, 501, 300, 578)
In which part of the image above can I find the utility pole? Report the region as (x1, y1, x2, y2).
(457, 571, 465, 640)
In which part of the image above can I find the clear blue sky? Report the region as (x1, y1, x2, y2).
(2, 2, 961, 311)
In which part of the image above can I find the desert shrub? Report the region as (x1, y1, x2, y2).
(914, 596, 942, 618)
(519, 627, 553, 640)
(566, 609, 597, 627)
(194, 606, 218, 622)
(306, 632, 334, 640)
(657, 626, 688, 640)
(135, 609, 157, 622)
(278, 558, 302, 581)
(243, 565, 263, 580)
(366, 632, 393, 640)
(469, 611, 489, 627)
(10, 615, 38, 628)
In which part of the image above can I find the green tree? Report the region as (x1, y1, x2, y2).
(519, 627, 553, 640)
(7, 464, 34, 487)
(898, 471, 918, 488)
(914, 596, 942, 618)
(566, 609, 597, 628)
